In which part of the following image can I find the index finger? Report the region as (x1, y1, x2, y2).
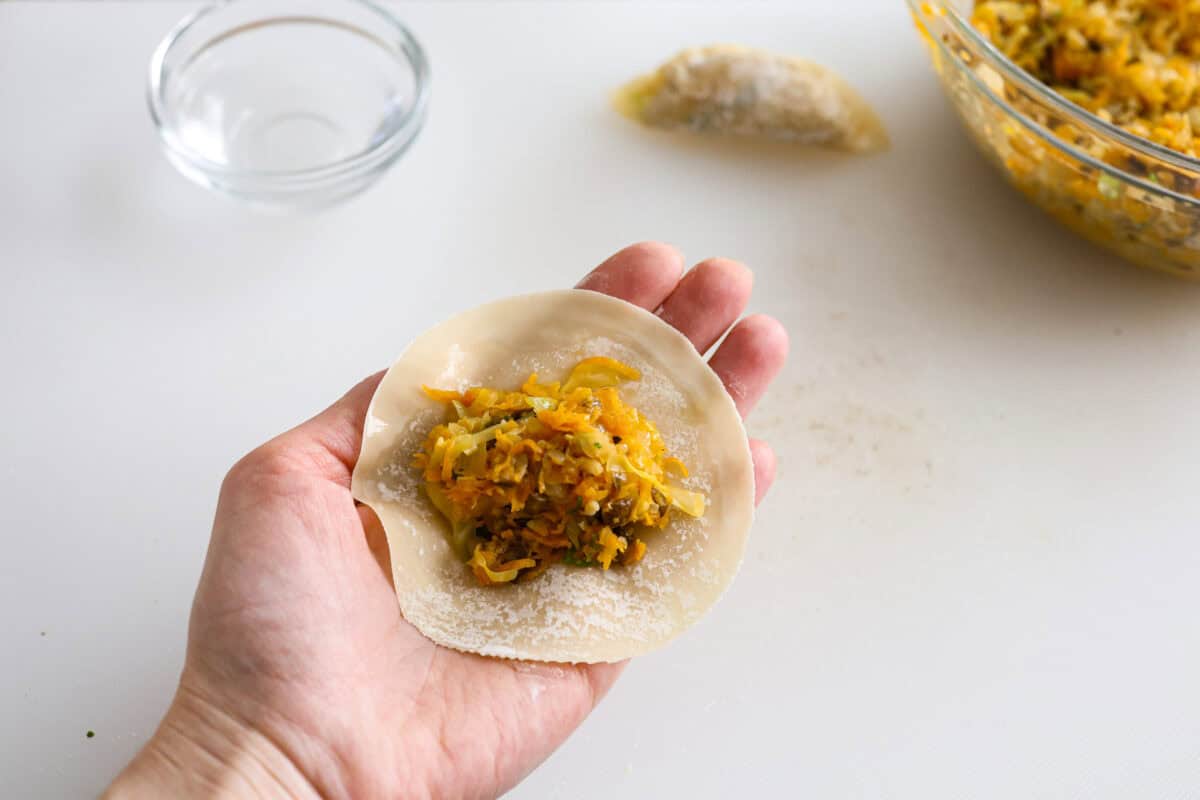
(575, 241, 684, 309)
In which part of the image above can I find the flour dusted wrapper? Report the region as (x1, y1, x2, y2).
(615, 44, 889, 153)
(351, 290, 755, 663)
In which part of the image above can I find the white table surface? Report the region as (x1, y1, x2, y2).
(5, 2, 1200, 797)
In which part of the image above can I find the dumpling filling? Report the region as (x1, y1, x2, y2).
(413, 357, 707, 585)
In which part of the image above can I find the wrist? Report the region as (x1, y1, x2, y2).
(105, 684, 319, 799)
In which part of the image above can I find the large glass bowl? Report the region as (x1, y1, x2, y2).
(148, 0, 430, 210)
(909, 0, 1200, 279)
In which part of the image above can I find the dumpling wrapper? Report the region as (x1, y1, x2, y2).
(615, 44, 889, 153)
(351, 290, 755, 663)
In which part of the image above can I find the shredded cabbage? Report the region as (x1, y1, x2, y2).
(412, 357, 707, 585)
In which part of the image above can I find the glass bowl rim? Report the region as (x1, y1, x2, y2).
(908, 0, 1200, 208)
(146, 0, 431, 184)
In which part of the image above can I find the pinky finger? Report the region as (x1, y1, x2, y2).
(749, 438, 777, 505)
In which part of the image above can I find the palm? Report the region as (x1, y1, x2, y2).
(188, 436, 617, 798)
(179, 244, 787, 799)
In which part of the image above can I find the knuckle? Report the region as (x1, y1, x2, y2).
(220, 441, 293, 496)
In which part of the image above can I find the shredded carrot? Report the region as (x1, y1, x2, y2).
(413, 357, 706, 585)
(972, 0, 1200, 158)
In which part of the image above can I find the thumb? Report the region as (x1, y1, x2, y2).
(247, 371, 386, 486)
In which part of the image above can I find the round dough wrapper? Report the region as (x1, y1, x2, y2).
(351, 289, 755, 663)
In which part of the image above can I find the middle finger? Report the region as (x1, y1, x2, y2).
(657, 258, 753, 353)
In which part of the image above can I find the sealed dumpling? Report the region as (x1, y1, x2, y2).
(351, 290, 755, 663)
(615, 44, 888, 153)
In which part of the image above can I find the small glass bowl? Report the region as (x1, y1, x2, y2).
(148, 0, 430, 210)
(909, 0, 1200, 279)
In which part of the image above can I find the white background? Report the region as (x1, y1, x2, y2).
(4, 2, 1200, 797)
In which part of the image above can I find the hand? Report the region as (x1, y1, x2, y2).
(106, 243, 788, 799)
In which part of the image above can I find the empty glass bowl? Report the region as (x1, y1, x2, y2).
(148, 0, 430, 210)
(910, 0, 1200, 279)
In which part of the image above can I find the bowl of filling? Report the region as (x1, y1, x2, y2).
(909, 0, 1200, 278)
